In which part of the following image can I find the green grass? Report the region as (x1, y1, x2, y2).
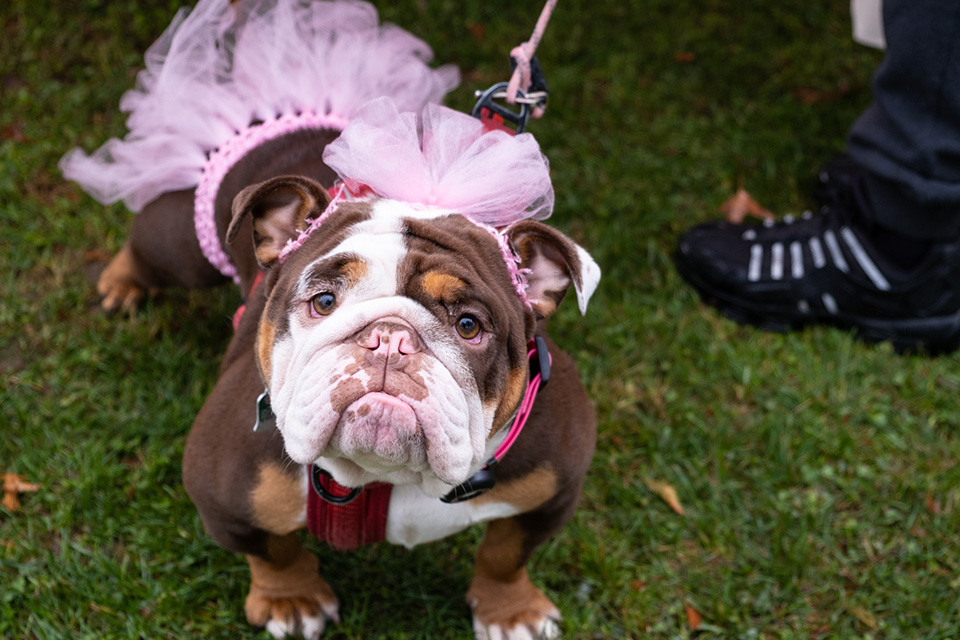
(3, 0, 960, 638)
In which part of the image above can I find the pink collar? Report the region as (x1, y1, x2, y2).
(439, 335, 551, 503)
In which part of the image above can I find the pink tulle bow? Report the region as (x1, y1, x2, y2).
(322, 98, 553, 226)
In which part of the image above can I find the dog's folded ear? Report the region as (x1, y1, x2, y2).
(227, 175, 333, 267)
(505, 220, 601, 319)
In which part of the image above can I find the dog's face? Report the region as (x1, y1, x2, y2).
(228, 176, 599, 497)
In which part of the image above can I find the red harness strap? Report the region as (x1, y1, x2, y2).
(306, 475, 392, 550)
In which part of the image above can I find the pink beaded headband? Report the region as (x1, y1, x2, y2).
(277, 184, 534, 307)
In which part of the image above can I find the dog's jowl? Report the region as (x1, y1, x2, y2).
(62, 1, 600, 638)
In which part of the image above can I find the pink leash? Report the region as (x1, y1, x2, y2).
(505, 0, 557, 119)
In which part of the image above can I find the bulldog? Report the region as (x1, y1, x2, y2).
(182, 165, 599, 638)
(63, 1, 600, 638)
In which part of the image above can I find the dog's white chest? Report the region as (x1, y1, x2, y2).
(384, 485, 520, 549)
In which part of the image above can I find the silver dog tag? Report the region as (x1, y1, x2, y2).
(254, 389, 276, 432)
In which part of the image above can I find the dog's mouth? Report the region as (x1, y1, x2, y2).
(272, 333, 483, 487)
(326, 392, 428, 472)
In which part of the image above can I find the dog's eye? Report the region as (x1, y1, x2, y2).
(311, 292, 337, 316)
(455, 314, 481, 340)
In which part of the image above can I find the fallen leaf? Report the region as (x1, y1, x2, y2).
(793, 82, 850, 105)
(685, 603, 702, 631)
(644, 477, 685, 515)
(794, 87, 829, 105)
(467, 23, 485, 41)
(3, 473, 41, 512)
(83, 248, 112, 263)
(718, 188, 774, 224)
(849, 606, 879, 630)
(675, 51, 696, 63)
(630, 579, 645, 591)
(1, 123, 27, 143)
(925, 493, 941, 515)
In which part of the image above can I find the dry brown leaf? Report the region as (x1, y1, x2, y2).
(3, 473, 41, 512)
(850, 606, 879, 630)
(1, 123, 28, 143)
(719, 188, 774, 224)
(685, 603, 703, 631)
(644, 477, 685, 515)
(793, 82, 849, 105)
(466, 23, 485, 41)
(83, 248, 113, 263)
(925, 493, 941, 515)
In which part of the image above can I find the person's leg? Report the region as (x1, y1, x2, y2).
(847, 0, 960, 239)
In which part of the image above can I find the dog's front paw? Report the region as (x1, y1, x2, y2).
(472, 614, 561, 640)
(244, 549, 340, 640)
(468, 573, 562, 640)
(244, 580, 340, 640)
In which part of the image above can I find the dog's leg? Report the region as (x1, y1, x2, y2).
(184, 360, 340, 639)
(97, 240, 156, 311)
(467, 493, 580, 640)
(184, 453, 341, 639)
(99, 188, 226, 311)
(244, 533, 340, 640)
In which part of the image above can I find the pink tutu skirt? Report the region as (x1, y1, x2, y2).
(60, 0, 459, 213)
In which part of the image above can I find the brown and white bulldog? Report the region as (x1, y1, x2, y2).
(71, 2, 599, 636)
(94, 118, 601, 637)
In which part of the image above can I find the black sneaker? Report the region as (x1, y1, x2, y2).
(674, 201, 960, 354)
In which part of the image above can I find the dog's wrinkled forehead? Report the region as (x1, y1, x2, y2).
(288, 199, 521, 312)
